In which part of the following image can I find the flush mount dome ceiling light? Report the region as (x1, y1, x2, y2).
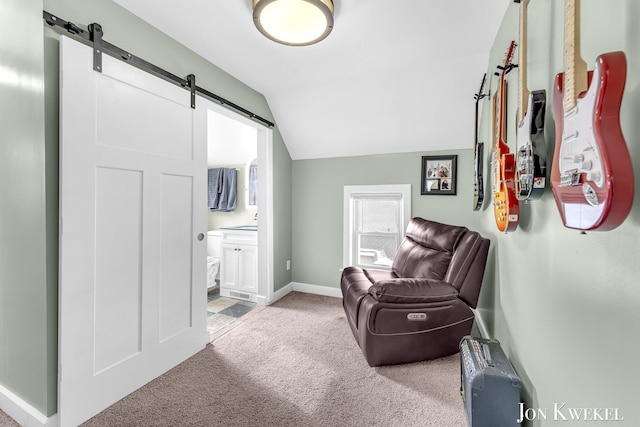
(252, 0, 334, 46)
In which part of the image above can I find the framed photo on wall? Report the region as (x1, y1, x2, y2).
(421, 155, 457, 195)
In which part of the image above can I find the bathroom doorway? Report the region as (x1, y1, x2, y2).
(203, 104, 274, 336)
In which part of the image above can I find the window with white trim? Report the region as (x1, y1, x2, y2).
(343, 185, 411, 270)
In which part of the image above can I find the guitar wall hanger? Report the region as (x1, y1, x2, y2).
(474, 91, 489, 102)
(494, 63, 518, 77)
(474, 88, 489, 102)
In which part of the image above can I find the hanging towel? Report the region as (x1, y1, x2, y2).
(208, 168, 222, 209)
(208, 168, 237, 212)
(248, 164, 258, 206)
(219, 168, 237, 212)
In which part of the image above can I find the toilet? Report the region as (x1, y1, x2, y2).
(206, 230, 221, 290)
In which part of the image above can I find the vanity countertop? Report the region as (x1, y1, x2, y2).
(220, 225, 257, 231)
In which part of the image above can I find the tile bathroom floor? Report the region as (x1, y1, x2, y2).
(207, 287, 257, 335)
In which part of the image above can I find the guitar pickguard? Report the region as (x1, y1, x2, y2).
(558, 63, 604, 198)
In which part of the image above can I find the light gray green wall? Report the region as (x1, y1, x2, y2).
(292, 149, 474, 287)
(1, 0, 293, 416)
(0, 0, 56, 416)
(477, 1, 640, 425)
(273, 126, 293, 291)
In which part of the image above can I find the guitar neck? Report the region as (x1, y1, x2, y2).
(517, 0, 529, 123)
(563, 0, 588, 112)
(494, 41, 515, 151)
(475, 101, 479, 148)
(474, 73, 486, 149)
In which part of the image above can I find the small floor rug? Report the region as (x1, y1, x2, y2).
(81, 291, 466, 426)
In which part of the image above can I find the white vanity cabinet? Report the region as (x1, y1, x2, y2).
(220, 229, 258, 301)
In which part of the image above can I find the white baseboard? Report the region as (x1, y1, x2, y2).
(267, 282, 293, 305)
(472, 308, 490, 339)
(267, 282, 342, 305)
(291, 282, 342, 298)
(0, 384, 58, 427)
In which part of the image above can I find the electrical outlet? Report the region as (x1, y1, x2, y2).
(286, 260, 291, 270)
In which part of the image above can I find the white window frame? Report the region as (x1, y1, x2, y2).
(343, 184, 411, 269)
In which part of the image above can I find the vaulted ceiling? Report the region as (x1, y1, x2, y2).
(114, 0, 509, 160)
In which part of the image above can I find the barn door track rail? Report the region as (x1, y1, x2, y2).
(43, 10, 275, 127)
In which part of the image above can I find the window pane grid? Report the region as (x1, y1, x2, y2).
(344, 185, 410, 271)
(351, 193, 403, 270)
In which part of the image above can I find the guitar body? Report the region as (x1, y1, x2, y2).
(493, 150, 520, 232)
(550, 52, 634, 230)
(515, 90, 547, 200)
(492, 77, 519, 232)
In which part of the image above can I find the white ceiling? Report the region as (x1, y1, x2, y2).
(114, 0, 509, 160)
(207, 111, 257, 168)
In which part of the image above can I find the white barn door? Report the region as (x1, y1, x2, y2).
(58, 36, 208, 426)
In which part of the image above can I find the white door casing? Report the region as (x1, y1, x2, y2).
(58, 35, 208, 426)
(204, 107, 274, 305)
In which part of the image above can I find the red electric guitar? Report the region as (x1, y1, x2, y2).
(492, 41, 519, 232)
(550, 0, 634, 231)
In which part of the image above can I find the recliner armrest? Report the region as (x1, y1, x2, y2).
(368, 278, 459, 303)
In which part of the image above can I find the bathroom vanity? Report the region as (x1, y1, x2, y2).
(219, 226, 258, 302)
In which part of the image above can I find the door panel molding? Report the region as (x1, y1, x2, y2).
(58, 35, 207, 427)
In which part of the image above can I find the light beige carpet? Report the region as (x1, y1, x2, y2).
(74, 291, 466, 426)
(0, 409, 19, 427)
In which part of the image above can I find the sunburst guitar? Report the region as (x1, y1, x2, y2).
(492, 41, 519, 232)
(550, 0, 633, 231)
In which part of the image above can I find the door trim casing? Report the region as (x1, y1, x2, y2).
(203, 101, 274, 305)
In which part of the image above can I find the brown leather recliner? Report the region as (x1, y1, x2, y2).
(340, 217, 490, 367)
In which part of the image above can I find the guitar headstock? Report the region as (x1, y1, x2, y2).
(474, 73, 488, 102)
(495, 41, 517, 78)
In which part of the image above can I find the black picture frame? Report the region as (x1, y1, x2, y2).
(421, 155, 457, 195)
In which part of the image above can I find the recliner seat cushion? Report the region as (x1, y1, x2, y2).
(368, 278, 458, 304)
(363, 268, 396, 283)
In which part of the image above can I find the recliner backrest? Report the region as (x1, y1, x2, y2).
(444, 230, 490, 308)
(391, 218, 467, 280)
(391, 217, 490, 308)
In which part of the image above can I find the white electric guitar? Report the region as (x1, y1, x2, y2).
(514, 0, 547, 202)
